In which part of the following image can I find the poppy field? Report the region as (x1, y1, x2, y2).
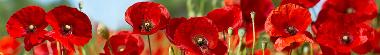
(0, 0, 380, 55)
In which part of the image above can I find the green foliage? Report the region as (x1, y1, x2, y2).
(154, 0, 223, 18)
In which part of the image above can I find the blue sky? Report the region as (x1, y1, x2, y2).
(69, 0, 147, 31)
(36, 0, 148, 30)
(310, 0, 326, 21)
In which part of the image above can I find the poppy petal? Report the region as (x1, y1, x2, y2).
(125, 2, 170, 35)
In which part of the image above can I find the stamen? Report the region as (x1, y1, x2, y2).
(194, 36, 207, 47)
(197, 37, 205, 46)
(342, 36, 349, 41)
(118, 45, 126, 52)
(29, 25, 35, 30)
(140, 20, 153, 32)
(342, 35, 352, 44)
(27, 25, 35, 33)
(286, 26, 297, 36)
(192, 35, 210, 54)
(62, 25, 72, 35)
(65, 25, 71, 30)
(346, 8, 354, 14)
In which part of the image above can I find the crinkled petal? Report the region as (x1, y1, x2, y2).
(46, 5, 92, 51)
(274, 33, 313, 51)
(125, 2, 170, 35)
(166, 17, 186, 45)
(265, 3, 311, 37)
(207, 5, 242, 31)
(174, 17, 219, 54)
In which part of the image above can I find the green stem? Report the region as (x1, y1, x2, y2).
(170, 46, 175, 55)
(226, 30, 230, 55)
(147, 35, 152, 55)
(250, 11, 256, 55)
(289, 49, 293, 55)
(261, 40, 267, 55)
(236, 30, 243, 54)
(223, 31, 226, 40)
(310, 43, 313, 55)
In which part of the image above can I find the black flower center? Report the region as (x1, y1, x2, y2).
(195, 37, 207, 47)
(26, 25, 35, 33)
(62, 25, 72, 35)
(192, 35, 209, 53)
(286, 26, 298, 36)
(341, 34, 352, 44)
(140, 20, 153, 32)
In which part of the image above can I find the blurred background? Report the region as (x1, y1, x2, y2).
(0, 0, 225, 54)
(0, 0, 228, 34)
(0, 0, 379, 55)
(4, 0, 380, 37)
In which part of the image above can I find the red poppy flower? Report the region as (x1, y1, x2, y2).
(125, 2, 170, 35)
(314, 10, 375, 55)
(265, 3, 313, 51)
(281, 0, 320, 8)
(315, 21, 372, 53)
(33, 41, 58, 55)
(317, 0, 378, 25)
(0, 36, 21, 55)
(206, 5, 242, 31)
(315, 0, 377, 25)
(206, 5, 243, 50)
(313, 0, 377, 54)
(166, 17, 187, 45)
(102, 31, 144, 55)
(6, 6, 48, 51)
(240, 0, 274, 48)
(174, 17, 226, 55)
(45, 5, 92, 51)
(314, 21, 372, 54)
(266, 3, 311, 37)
